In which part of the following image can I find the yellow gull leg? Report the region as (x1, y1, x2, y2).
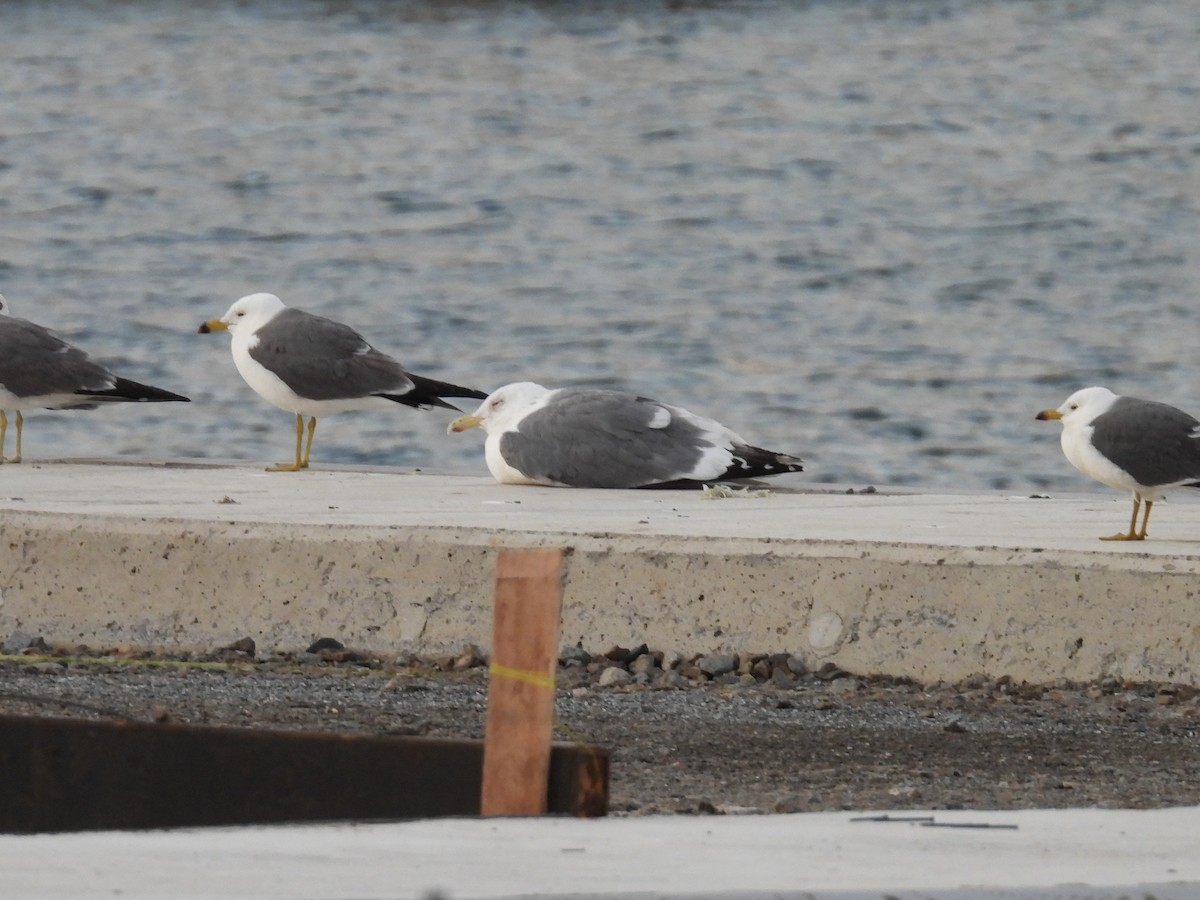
(300, 416, 317, 469)
(1100, 498, 1144, 541)
(268, 413, 306, 472)
(1137, 499, 1153, 540)
(3, 411, 23, 464)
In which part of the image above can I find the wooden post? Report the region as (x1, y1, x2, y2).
(480, 547, 565, 816)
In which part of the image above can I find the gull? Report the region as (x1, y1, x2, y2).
(0, 294, 189, 463)
(199, 292, 487, 471)
(449, 381, 804, 488)
(1037, 386, 1200, 540)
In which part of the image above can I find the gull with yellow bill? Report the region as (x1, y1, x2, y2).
(199, 292, 486, 471)
(450, 381, 803, 489)
(1037, 386, 1200, 541)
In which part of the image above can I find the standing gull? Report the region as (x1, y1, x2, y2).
(1037, 386, 1200, 541)
(199, 292, 487, 471)
(0, 294, 190, 462)
(448, 381, 804, 488)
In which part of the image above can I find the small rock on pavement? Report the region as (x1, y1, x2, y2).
(598, 666, 634, 687)
(827, 677, 861, 694)
(698, 653, 738, 677)
(24, 661, 65, 675)
(560, 645, 591, 667)
(629, 653, 659, 675)
(604, 643, 649, 664)
(771, 667, 799, 689)
(661, 651, 684, 671)
(306, 637, 344, 653)
(815, 661, 850, 681)
(3, 630, 48, 654)
(453, 643, 484, 670)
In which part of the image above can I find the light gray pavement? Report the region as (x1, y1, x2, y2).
(2, 461, 1200, 684)
(1, 806, 1198, 899)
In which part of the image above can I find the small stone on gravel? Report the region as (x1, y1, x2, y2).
(306, 637, 344, 653)
(698, 654, 738, 677)
(598, 666, 634, 687)
(3, 631, 47, 654)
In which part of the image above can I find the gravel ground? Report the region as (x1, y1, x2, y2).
(2, 641, 1199, 816)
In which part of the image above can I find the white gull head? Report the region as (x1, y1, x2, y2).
(459, 381, 553, 435)
(1042, 385, 1119, 428)
(215, 292, 287, 334)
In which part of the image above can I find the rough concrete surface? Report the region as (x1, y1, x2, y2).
(2, 463, 1200, 686)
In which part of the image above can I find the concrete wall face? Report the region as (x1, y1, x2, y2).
(3, 512, 1197, 685)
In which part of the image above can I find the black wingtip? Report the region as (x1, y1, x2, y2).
(405, 374, 488, 402)
(723, 447, 804, 480)
(79, 377, 191, 403)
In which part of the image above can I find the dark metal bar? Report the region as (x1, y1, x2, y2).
(0, 713, 608, 833)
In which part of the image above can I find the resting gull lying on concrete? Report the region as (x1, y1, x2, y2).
(0, 294, 189, 463)
(1037, 385, 1200, 541)
(449, 381, 804, 489)
(199, 292, 487, 471)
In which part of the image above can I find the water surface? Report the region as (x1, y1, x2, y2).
(1, 1, 1197, 491)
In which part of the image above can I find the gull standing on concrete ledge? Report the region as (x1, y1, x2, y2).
(0, 294, 190, 463)
(1037, 386, 1200, 541)
(449, 381, 804, 488)
(199, 292, 488, 471)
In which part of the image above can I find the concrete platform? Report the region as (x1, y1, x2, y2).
(2, 806, 1198, 899)
(2, 461, 1199, 685)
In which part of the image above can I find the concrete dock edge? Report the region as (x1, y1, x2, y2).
(2, 464, 1198, 684)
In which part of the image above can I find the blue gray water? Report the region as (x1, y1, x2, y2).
(1, 1, 1197, 490)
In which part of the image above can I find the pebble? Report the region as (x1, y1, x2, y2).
(306, 637, 344, 653)
(698, 654, 738, 677)
(598, 666, 634, 687)
(23, 661, 65, 675)
(628, 654, 659, 676)
(827, 677, 861, 694)
(604, 643, 648, 664)
(3, 631, 47, 654)
(771, 667, 799, 689)
(453, 644, 484, 670)
(560, 646, 591, 667)
(657, 670, 688, 689)
(814, 662, 850, 681)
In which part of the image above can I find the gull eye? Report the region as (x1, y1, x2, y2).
(1069, 403, 1078, 410)
(491, 397, 505, 410)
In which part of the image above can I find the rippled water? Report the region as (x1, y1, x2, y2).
(1, 0, 1197, 490)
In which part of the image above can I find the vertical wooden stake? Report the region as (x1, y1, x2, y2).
(480, 547, 565, 816)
